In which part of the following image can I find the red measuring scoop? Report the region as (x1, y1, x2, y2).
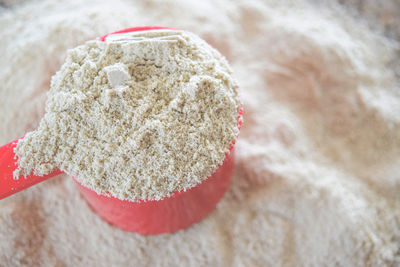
(0, 26, 243, 235)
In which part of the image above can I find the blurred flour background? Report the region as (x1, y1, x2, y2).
(0, 0, 399, 266)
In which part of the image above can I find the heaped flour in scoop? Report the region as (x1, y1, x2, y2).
(14, 30, 241, 201)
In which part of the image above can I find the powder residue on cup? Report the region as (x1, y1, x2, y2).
(13, 29, 242, 201)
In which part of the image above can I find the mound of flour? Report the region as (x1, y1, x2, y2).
(0, 0, 399, 266)
(13, 29, 241, 201)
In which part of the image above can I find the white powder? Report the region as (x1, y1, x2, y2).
(0, 0, 399, 266)
(13, 29, 241, 201)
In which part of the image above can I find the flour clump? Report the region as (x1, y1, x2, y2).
(14, 29, 241, 201)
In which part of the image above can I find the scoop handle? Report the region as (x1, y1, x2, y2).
(0, 138, 63, 200)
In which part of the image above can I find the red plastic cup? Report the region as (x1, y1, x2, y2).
(74, 26, 243, 235)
